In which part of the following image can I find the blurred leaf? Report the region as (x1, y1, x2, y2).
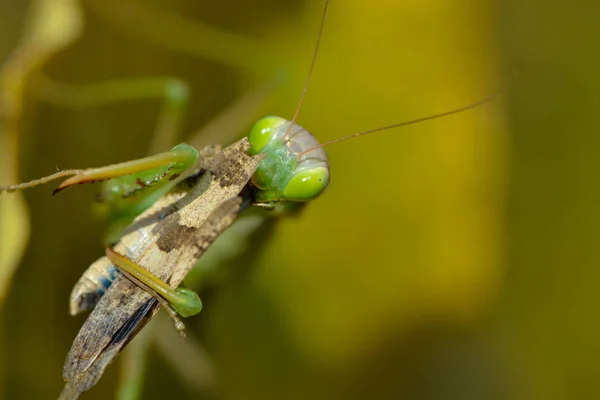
(0, 53, 31, 305)
(0, 167, 29, 305)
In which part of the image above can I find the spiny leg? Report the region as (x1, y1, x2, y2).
(29, 76, 198, 243)
(0, 170, 83, 193)
(105, 247, 203, 334)
(0, 143, 198, 194)
(55, 143, 198, 194)
(0, 141, 200, 247)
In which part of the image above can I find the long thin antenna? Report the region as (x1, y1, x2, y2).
(299, 86, 504, 156)
(284, 0, 331, 139)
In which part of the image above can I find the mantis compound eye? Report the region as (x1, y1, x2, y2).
(283, 166, 330, 201)
(247, 116, 287, 156)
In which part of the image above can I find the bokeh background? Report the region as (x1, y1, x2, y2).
(0, 0, 594, 399)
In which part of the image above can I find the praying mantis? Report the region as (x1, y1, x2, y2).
(0, 0, 502, 400)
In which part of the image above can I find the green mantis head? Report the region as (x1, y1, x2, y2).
(248, 116, 330, 204)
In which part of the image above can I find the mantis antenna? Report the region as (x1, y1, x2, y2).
(283, 0, 331, 140)
(298, 86, 504, 157)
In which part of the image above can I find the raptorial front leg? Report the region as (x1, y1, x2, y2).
(105, 247, 203, 336)
(55, 143, 198, 195)
(0, 143, 198, 195)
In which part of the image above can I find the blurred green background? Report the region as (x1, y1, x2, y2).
(0, 0, 594, 399)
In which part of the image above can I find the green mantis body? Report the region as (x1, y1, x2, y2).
(65, 116, 329, 324)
